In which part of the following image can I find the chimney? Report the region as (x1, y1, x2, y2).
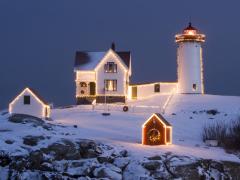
(111, 42, 116, 51)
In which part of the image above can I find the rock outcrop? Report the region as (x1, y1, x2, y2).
(1, 139, 240, 180)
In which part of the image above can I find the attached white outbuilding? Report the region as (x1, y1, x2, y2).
(9, 87, 51, 119)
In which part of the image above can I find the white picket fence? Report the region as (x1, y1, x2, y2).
(73, 91, 176, 114)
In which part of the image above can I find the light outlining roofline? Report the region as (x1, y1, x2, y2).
(129, 82, 178, 87)
(76, 71, 95, 74)
(142, 114, 168, 129)
(142, 126, 145, 145)
(166, 126, 172, 145)
(200, 47, 205, 94)
(175, 34, 205, 43)
(76, 94, 127, 98)
(94, 49, 129, 73)
(9, 87, 50, 118)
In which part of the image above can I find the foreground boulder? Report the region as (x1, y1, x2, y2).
(23, 135, 45, 146)
(41, 139, 82, 161)
(8, 114, 53, 130)
(93, 166, 122, 180)
(8, 114, 44, 125)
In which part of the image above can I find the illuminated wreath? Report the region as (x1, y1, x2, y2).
(148, 128, 161, 143)
(123, 106, 128, 112)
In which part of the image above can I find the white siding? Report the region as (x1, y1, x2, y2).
(76, 71, 95, 81)
(75, 71, 96, 97)
(95, 52, 128, 96)
(76, 82, 89, 97)
(9, 89, 49, 118)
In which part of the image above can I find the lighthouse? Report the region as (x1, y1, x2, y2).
(175, 23, 206, 94)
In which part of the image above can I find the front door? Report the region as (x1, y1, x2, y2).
(132, 86, 137, 99)
(89, 82, 96, 96)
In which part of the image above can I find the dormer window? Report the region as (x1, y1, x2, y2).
(104, 62, 117, 73)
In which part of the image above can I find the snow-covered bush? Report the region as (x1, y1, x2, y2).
(203, 117, 240, 150)
(224, 117, 240, 150)
(202, 120, 227, 144)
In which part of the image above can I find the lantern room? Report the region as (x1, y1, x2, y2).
(142, 113, 172, 145)
(175, 22, 205, 43)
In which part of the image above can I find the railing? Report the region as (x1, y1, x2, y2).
(161, 88, 176, 114)
(74, 91, 176, 114)
(92, 103, 162, 114)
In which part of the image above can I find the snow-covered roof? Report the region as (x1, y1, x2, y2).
(143, 113, 172, 127)
(74, 50, 131, 71)
(154, 113, 172, 126)
(27, 87, 49, 106)
(9, 87, 49, 106)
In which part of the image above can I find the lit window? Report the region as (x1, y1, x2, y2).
(24, 96, 30, 105)
(104, 80, 117, 91)
(154, 84, 160, 93)
(193, 84, 197, 91)
(104, 62, 117, 73)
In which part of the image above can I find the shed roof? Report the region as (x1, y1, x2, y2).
(10, 87, 49, 106)
(143, 113, 172, 127)
(27, 88, 49, 106)
(74, 50, 131, 71)
(154, 113, 172, 126)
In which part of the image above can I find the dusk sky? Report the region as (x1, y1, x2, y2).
(0, 0, 240, 109)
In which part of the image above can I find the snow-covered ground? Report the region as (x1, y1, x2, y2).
(1, 94, 240, 163)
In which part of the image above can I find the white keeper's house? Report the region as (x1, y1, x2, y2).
(74, 23, 205, 104)
(74, 43, 131, 104)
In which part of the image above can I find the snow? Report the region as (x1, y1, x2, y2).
(74, 51, 106, 70)
(0, 94, 240, 163)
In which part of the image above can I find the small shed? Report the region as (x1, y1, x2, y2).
(9, 87, 51, 119)
(142, 113, 172, 145)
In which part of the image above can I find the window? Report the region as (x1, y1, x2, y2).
(154, 84, 160, 93)
(24, 95, 30, 105)
(104, 62, 117, 73)
(104, 80, 117, 91)
(193, 84, 197, 91)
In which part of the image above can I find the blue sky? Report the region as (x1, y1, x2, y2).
(0, 0, 240, 108)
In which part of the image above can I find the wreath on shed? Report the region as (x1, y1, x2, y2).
(123, 106, 129, 112)
(148, 128, 161, 143)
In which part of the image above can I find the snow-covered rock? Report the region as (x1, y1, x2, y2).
(113, 157, 130, 169)
(0, 94, 240, 179)
(93, 166, 122, 180)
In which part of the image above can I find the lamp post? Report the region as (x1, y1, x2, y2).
(102, 87, 110, 116)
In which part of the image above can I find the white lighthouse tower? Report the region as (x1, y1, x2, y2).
(175, 23, 206, 94)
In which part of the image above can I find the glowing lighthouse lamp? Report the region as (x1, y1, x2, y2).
(175, 23, 206, 94)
